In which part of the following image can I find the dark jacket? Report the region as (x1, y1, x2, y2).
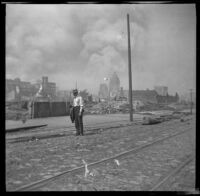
(70, 107, 75, 123)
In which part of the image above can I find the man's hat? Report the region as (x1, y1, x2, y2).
(73, 89, 78, 94)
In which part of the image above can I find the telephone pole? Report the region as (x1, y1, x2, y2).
(127, 14, 133, 122)
(190, 89, 193, 114)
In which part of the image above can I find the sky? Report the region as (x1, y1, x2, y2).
(6, 4, 196, 96)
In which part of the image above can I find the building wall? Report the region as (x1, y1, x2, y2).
(124, 90, 158, 103)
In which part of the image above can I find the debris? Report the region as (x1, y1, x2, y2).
(90, 169, 99, 176)
(142, 117, 162, 125)
(82, 159, 90, 178)
(89, 172, 94, 176)
(21, 113, 28, 124)
(114, 159, 120, 166)
(75, 143, 80, 149)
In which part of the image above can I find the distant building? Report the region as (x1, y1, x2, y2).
(154, 86, 168, 96)
(109, 72, 120, 99)
(156, 94, 179, 104)
(41, 76, 56, 98)
(124, 89, 158, 104)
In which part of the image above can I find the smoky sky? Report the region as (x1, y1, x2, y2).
(6, 4, 196, 95)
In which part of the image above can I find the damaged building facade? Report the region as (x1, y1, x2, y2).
(98, 72, 123, 101)
(6, 76, 57, 102)
(6, 78, 37, 101)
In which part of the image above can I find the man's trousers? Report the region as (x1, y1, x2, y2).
(74, 106, 84, 135)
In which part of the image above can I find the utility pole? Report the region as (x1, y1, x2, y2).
(127, 14, 133, 121)
(190, 89, 193, 114)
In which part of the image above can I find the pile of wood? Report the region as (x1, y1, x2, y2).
(142, 116, 163, 125)
(142, 111, 191, 125)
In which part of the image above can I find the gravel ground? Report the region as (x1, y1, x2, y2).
(6, 116, 195, 191)
(36, 126, 195, 191)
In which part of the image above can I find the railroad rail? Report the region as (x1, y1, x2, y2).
(6, 116, 189, 144)
(6, 116, 188, 144)
(13, 128, 190, 191)
(6, 124, 48, 133)
(6, 119, 144, 143)
(6, 119, 132, 133)
(150, 154, 195, 191)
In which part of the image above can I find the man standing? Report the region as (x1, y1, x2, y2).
(72, 89, 84, 136)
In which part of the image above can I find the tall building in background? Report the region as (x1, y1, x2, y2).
(109, 72, 120, 99)
(98, 83, 109, 100)
(154, 86, 168, 96)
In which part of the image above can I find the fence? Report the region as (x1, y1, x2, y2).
(32, 101, 70, 118)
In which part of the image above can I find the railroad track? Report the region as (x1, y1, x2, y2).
(6, 119, 144, 143)
(13, 128, 190, 191)
(6, 119, 132, 134)
(6, 117, 188, 144)
(150, 154, 195, 191)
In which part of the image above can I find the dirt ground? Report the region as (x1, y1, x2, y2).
(6, 115, 196, 191)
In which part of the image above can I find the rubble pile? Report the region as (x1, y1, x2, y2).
(142, 116, 162, 125)
(6, 102, 29, 120)
(84, 101, 131, 115)
(84, 100, 179, 115)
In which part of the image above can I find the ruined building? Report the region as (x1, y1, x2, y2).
(6, 78, 37, 101)
(154, 86, 179, 103)
(6, 76, 57, 102)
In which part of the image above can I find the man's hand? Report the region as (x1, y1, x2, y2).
(79, 111, 82, 116)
